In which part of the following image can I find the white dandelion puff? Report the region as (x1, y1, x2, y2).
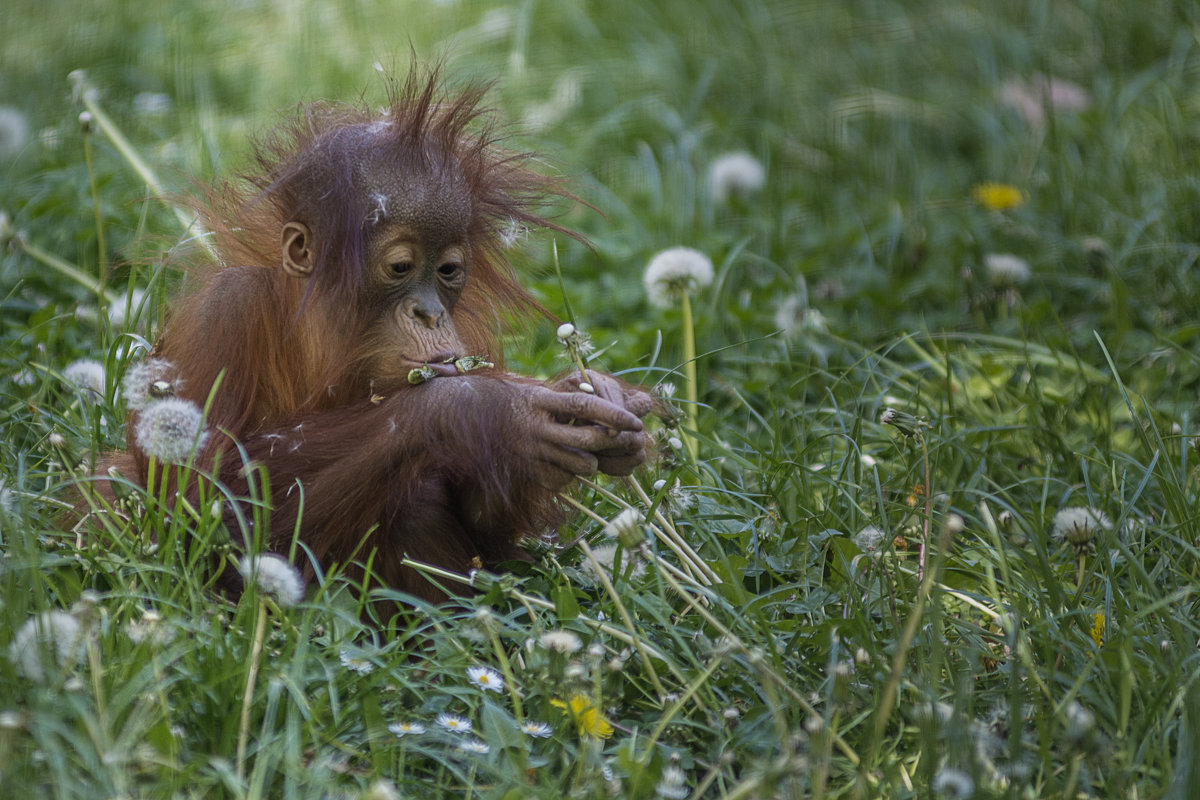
(466, 665, 504, 693)
(0, 107, 30, 159)
(983, 253, 1031, 286)
(361, 779, 401, 800)
(8, 611, 85, 682)
(134, 398, 208, 464)
(1052, 506, 1110, 552)
(655, 765, 689, 799)
(644, 247, 714, 309)
(63, 359, 105, 398)
(388, 720, 426, 737)
(539, 630, 583, 655)
(436, 712, 472, 733)
(237, 553, 305, 607)
(853, 525, 887, 555)
(107, 287, 147, 328)
(708, 151, 765, 203)
(583, 543, 647, 583)
(122, 358, 177, 412)
(932, 767, 974, 799)
(602, 507, 644, 548)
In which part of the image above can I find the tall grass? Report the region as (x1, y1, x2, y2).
(3, 0, 1200, 797)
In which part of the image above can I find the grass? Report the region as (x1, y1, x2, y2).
(4, 0, 1200, 797)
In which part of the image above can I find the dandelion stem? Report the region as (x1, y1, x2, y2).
(485, 627, 524, 723)
(680, 291, 699, 461)
(866, 524, 952, 772)
(236, 600, 268, 782)
(917, 431, 931, 582)
(81, 129, 107, 305)
(75, 84, 212, 255)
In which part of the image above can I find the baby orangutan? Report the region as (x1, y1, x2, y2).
(112, 71, 653, 611)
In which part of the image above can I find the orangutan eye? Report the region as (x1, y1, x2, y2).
(438, 262, 460, 278)
(390, 261, 414, 277)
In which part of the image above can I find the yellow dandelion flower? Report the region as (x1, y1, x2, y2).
(550, 694, 613, 739)
(1089, 613, 1105, 647)
(971, 182, 1026, 212)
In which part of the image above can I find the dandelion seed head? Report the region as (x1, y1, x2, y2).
(122, 358, 177, 412)
(107, 288, 147, 328)
(388, 720, 426, 737)
(983, 253, 1031, 286)
(0, 107, 30, 159)
(932, 767, 974, 799)
(774, 295, 828, 338)
(63, 359, 105, 397)
(8, 611, 85, 682)
(582, 544, 646, 583)
(467, 665, 504, 693)
(362, 778, 401, 800)
(1063, 700, 1095, 741)
(237, 553, 305, 607)
(853, 525, 887, 554)
(655, 765, 689, 799)
(436, 712, 472, 733)
(602, 507, 644, 548)
(644, 247, 714, 308)
(135, 397, 209, 464)
(540, 630, 583, 655)
(1052, 506, 1110, 552)
(708, 151, 766, 203)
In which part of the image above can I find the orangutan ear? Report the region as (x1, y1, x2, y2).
(281, 222, 315, 278)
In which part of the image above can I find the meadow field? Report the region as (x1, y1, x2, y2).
(2, 0, 1200, 797)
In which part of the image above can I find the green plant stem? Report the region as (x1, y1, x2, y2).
(866, 525, 951, 773)
(82, 130, 107, 304)
(236, 600, 268, 783)
(680, 291, 699, 461)
(75, 85, 212, 254)
(484, 627, 524, 723)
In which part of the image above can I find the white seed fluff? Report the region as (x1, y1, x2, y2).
(8, 611, 85, 682)
(539, 630, 583, 654)
(122, 358, 176, 412)
(134, 397, 208, 464)
(63, 359, 106, 397)
(983, 253, 1032, 286)
(708, 151, 766, 203)
(237, 554, 305, 607)
(643, 247, 714, 309)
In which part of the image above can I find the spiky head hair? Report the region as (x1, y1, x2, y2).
(196, 67, 570, 325)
